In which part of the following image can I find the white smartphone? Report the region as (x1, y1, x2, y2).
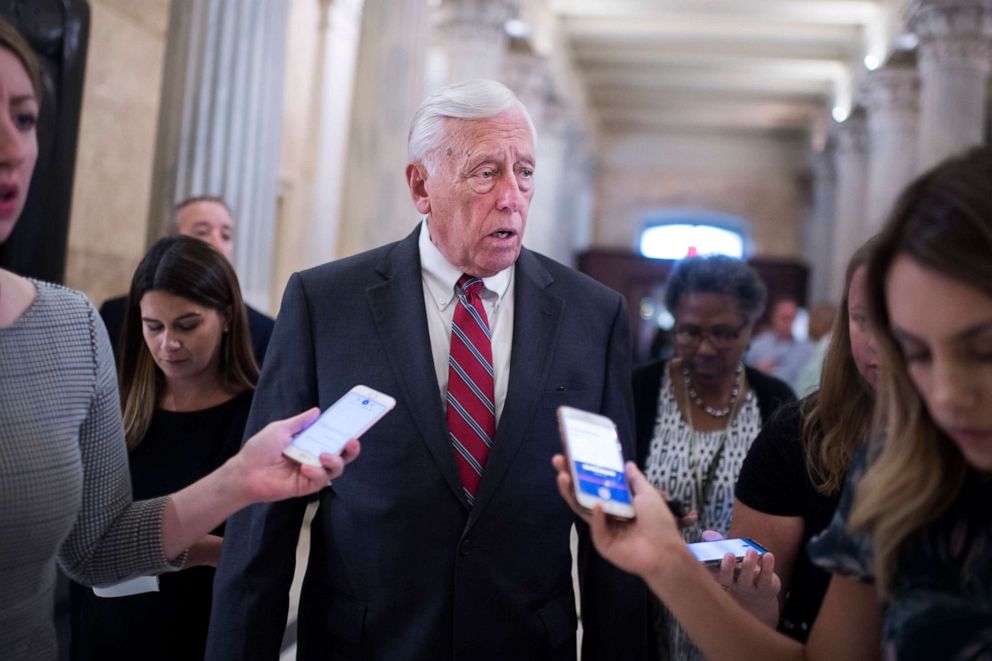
(687, 537, 768, 566)
(282, 385, 396, 466)
(557, 406, 635, 519)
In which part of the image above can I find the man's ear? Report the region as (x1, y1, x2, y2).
(406, 162, 431, 215)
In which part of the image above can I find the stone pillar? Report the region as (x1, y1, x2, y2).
(909, 0, 992, 172)
(430, 0, 519, 87)
(148, 0, 290, 312)
(271, 0, 364, 304)
(335, 0, 430, 257)
(804, 145, 837, 304)
(863, 56, 919, 234)
(555, 125, 597, 265)
(830, 112, 869, 300)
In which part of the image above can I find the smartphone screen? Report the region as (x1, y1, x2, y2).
(558, 407, 633, 516)
(289, 389, 392, 458)
(686, 538, 767, 564)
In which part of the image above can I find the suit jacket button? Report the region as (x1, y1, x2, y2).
(460, 538, 471, 556)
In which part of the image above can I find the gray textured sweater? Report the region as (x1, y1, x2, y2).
(0, 280, 180, 660)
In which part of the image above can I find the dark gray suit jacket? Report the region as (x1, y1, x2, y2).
(206, 227, 649, 661)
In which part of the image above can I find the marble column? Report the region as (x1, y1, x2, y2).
(335, 0, 430, 257)
(908, 0, 992, 172)
(830, 112, 869, 300)
(863, 56, 919, 234)
(305, 0, 364, 264)
(429, 0, 520, 87)
(804, 145, 837, 304)
(148, 0, 290, 313)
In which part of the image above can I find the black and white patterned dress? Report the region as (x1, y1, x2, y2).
(0, 280, 183, 661)
(643, 367, 763, 661)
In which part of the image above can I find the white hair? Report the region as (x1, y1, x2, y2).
(407, 79, 537, 172)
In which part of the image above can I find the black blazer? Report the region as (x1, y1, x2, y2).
(98, 295, 274, 368)
(631, 360, 796, 473)
(206, 227, 649, 661)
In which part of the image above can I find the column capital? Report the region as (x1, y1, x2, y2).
(435, 0, 521, 42)
(908, 0, 992, 71)
(864, 65, 920, 127)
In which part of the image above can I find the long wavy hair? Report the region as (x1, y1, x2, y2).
(800, 239, 877, 495)
(119, 236, 257, 448)
(850, 146, 992, 595)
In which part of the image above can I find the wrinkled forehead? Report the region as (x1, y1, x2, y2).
(441, 109, 535, 157)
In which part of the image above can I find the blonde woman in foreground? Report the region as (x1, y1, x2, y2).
(554, 146, 992, 661)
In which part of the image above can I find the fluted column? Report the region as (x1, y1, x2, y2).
(335, 0, 430, 257)
(430, 0, 520, 87)
(908, 0, 992, 171)
(830, 113, 869, 300)
(148, 0, 290, 312)
(804, 145, 837, 304)
(864, 58, 919, 233)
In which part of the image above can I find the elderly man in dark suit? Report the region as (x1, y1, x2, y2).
(206, 79, 647, 661)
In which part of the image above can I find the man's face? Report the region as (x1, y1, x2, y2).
(771, 300, 797, 340)
(412, 109, 535, 278)
(176, 200, 235, 261)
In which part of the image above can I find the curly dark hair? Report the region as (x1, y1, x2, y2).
(663, 255, 767, 323)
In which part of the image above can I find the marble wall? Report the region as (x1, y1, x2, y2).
(64, 0, 171, 307)
(593, 130, 807, 259)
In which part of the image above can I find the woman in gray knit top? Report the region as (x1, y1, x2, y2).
(0, 20, 360, 660)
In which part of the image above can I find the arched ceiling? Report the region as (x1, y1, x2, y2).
(551, 0, 901, 136)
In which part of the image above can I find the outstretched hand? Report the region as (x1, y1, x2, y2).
(229, 408, 362, 504)
(552, 454, 683, 578)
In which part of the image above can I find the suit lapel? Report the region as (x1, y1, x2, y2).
(467, 249, 563, 528)
(367, 228, 466, 505)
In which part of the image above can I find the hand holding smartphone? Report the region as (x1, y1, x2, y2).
(557, 406, 635, 519)
(686, 537, 767, 566)
(282, 385, 395, 466)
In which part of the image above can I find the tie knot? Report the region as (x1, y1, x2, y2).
(457, 274, 485, 298)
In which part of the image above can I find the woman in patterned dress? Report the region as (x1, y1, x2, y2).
(631, 255, 794, 659)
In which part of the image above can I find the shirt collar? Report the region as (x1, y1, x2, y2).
(418, 219, 514, 311)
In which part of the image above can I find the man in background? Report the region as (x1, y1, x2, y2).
(747, 297, 811, 390)
(99, 195, 274, 367)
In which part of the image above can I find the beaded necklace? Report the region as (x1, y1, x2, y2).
(682, 362, 743, 418)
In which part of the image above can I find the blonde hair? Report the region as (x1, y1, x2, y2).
(850, 147, 992, 596)
(800, 239, 876, 495)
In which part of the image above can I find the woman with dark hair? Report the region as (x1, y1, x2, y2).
(70, 236, 259, 660)
(725, 239, 879, 639)
(553, 146, 992, 660)
(632, 255, 794, 659)
(0, 19, 358, 661)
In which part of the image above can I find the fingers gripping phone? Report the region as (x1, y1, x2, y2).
(687, 538, 768, 566)
(557, 406, 636, 519)
(282, 385, 395, 466)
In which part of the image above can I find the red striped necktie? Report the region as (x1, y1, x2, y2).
(446, 274, 495, 505)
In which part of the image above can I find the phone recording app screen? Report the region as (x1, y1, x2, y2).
(292, 392, 386, 456)
(566, 418, 632, 505)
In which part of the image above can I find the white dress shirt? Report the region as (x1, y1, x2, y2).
(419, 219, 515, 425)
